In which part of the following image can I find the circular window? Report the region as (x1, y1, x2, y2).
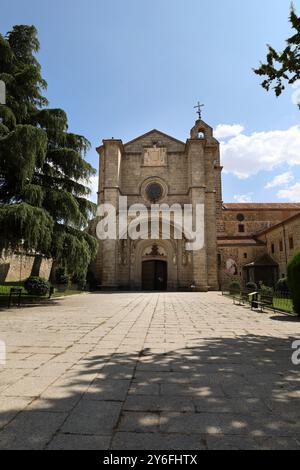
(237, 213, 245, 222)
(146, 183, 163, 202)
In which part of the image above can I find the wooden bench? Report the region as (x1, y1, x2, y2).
(49, 286, 55, 299)
(251, 293, 275, 313)
(8, 287, 22, 308)
(233, 290, 251, 306)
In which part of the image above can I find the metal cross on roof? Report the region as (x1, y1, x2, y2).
(194, 102, 204, 120)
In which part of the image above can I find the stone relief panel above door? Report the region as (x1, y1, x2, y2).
(143, 146, 167, 167)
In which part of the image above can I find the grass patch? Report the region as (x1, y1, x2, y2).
(273, 297, 294, 314)
(52, 289, 85, 298)
(0, 284, 27, 295)
(0, 284, 86, 300)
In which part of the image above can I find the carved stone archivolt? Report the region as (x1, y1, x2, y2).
(142, 244, 167, 258)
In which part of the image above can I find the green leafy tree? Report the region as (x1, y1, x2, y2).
(254, 4, 300, 104)
(287, 252, 300, 315)
(0, 25, 97, 278)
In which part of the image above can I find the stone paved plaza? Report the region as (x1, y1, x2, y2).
(0, 292, 300, 450)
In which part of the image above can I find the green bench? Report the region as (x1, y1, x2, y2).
(232, 289, 252, 306)
(251, 293, 276, 313)
(8, 287, 22, 308)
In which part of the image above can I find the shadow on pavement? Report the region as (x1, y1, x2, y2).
(0, 332, 300, 450)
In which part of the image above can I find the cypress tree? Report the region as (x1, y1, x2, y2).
(0, 25, 97, 278)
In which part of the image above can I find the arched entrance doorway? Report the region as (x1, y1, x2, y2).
(142, 260, 168, 291)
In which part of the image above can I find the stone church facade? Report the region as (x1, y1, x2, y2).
(93, 118, 300, 291)
(1, 118, 300, 288)
(95, 119, 222, 291)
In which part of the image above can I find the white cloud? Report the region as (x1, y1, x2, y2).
(233, 193, 253, 203)
(214, 124, 244, 140)
(277, 182, 300, 202)
(220, 125, 300, 179)
(88, 176, 98, 203)
(265, 171, 294, 189)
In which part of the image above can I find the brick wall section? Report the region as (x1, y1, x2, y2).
(218, 208, 300, 288)
(256, 214, 300, 278)
(222, 205, 300, 237)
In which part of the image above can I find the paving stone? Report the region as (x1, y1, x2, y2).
(118, 411, 160, 433)
(160, 383, 225, 398)
(111, 432, 206, 450)
(194, 397, 268, 414)
(160, 412, 222, 435)
(0, 397, 33, 429)
(61, 400, 122, 435)
(0, 292, 300, 450)
(124, 395, 195, 412)
(85, 379, 131, 401)
(0, 411, 67, 450)
(206, 435, 300, 450)
(47, 433, 110, 450)
(129, 383, 160, 396)
(2, 376, 56, 397)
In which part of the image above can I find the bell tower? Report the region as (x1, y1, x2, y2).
(187, 115, 222, 291)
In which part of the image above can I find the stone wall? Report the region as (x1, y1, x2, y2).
(218, 244, 266, 288)
(0, 253, 52, 283)
(218, 205, 300, 288)
(221, 205, 300, 237)
(256, 214, 300, 278)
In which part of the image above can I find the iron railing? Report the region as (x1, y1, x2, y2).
(222, 287, 294, 314)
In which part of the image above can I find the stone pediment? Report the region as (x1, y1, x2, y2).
(124, 129, 185, 153)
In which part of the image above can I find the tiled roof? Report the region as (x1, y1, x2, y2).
(255, 212, 300, 236)
(244, 254, 278, 267)
(217, 237, 265, 246)
(223, 203, 300, 211)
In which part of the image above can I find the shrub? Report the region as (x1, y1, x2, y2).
(275, 278, 289, 294)
(24, 277, 50, 296)
(259, 284, 274, 296)
(55, 268, 70, 286)
(246, 282, 257, 291)
(87, 270, 98, 291)
(288, 252, 300, 315)
(229, 281, 240, 294)
(72, 273, 87, 291)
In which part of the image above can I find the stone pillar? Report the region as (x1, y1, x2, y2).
(187, 119, 220, 291)
(99, 139, 123, 289)
(205, 144, 220, 290)
(205, 190, 219, 290)
(187, 138, 208, 291)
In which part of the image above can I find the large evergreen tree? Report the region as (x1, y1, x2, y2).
(254, 5, 300, 104)
(0, 25, 97, 278)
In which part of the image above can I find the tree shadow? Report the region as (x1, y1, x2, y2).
(0, 334, 300, 450)
(270, 315, 300, 323)
(0, 299, 63, 312)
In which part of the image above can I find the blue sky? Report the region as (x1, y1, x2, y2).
(1, 0, 300, 203)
